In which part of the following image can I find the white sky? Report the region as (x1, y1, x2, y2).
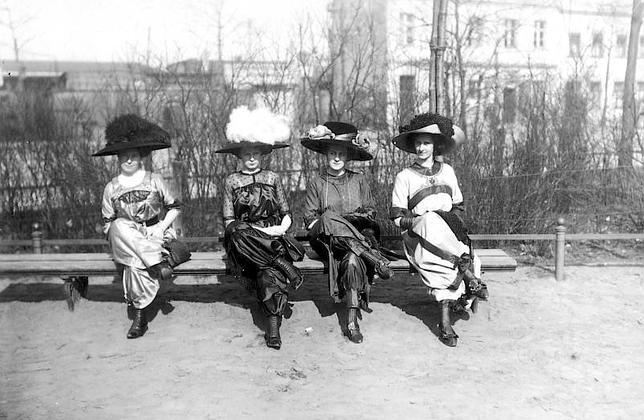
(0, 0, 329, 62)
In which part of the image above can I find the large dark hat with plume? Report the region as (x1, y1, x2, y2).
(392, 112, 465, 155)
(92, 114, 171, 157)
(300, 121, 376, 161)
(215, 106, 291, 155)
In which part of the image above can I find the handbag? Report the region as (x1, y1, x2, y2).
(163, 239, 192, 268)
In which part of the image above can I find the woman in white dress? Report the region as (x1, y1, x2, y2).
(94, 114, 182, 339)
(390, 113, 488, 347)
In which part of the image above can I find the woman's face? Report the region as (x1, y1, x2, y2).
(414, 134, 434, 160)
(117, 149, 142, 175)
(326, 146, 347, 172)
(239, 147, 263, 172)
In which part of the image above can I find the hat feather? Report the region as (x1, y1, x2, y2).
(105, 114, 170, 146)
(225, 106, 290, 145)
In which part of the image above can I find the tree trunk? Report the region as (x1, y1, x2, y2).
(620, 0, 644, 167)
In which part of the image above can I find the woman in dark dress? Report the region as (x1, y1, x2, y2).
(301, 122, 393, 343)
(216, 106, 304, 350)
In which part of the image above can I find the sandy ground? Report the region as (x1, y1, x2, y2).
(1, 263, 644, 420)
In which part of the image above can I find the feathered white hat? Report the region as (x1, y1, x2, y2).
(215, 106, 291, 155)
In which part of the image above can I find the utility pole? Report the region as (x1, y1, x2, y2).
(429, 0, 448, 114)
(621, 0, 644, 168)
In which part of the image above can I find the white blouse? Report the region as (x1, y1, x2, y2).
(391, 162, 463, 216)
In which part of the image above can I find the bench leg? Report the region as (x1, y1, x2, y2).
(62, 276, 89, 311)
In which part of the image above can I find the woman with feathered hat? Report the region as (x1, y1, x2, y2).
(94, 114, 182, 339)
(216, 106, 305, 350)
(301, 122, 393, 344)
(390, 112, 488, 347)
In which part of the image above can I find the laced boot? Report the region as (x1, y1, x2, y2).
(272, 257, 304, 290)
(361, 250, 393, 279)
(127, 307, 148, 339)
(438, 301, 458, 347)
(265, 315, 282, 350)
(345, 307, 363, 343)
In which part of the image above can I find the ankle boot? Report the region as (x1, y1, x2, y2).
(272, 257, 304, 290)
(438, 301, 457, 347)
(266, 315, 282, 349)
(127, 308, 148, 339)
(361, 250, 393, 280)
(346, 308, 363, 343)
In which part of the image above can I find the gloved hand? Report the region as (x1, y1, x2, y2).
(399, 216, 417, 231)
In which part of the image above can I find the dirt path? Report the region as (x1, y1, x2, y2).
(1, 265, 644, 419)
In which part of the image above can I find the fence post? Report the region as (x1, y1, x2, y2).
(555, 217, 566, 281)
(32, 223, 42, 254)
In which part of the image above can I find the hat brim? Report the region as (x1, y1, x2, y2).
(214, 141, 289, 155)
(300, 138, 373, 161)
(392, 124, 454, 154)
(92, 141, 171, 157)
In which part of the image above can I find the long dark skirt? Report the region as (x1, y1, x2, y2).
(308, 211, 372, 308)
(224, 221, 304, 315)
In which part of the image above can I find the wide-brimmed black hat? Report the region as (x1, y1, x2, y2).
(392, 113, 464, 155)
(300, 121, 374, 161)
(214, 141, 289, 155)
(93, 114, 171, 157)
(215, 106, 291, 156)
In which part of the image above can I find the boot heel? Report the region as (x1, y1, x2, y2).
(127, 308, 148, 339)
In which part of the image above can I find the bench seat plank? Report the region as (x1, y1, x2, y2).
(0, 249, 517, 277)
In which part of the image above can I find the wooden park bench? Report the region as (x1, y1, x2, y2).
(0, 223, 517, 280)
(0, 227, 517, 281)
(0, 248, 517, 279)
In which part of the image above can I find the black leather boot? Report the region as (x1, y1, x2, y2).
(272, 257, 304, 290)
(266, 315, 282, 350)
(438, 301, 458, 347)
(345, 307, 363, 343)
(127, 307, 148, 339)
(361, 250, 393, 280)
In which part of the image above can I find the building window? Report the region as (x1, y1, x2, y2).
(399, 75, 416, 123)
(400, 13, 415, 46)
(466, 16, 483, 46)
(504, 19, 518, 48)
(569, 33, 580, 57)
(591, 32, 604, 57)
(503, 87, 516, 123)
(614, 81, 624, 108)
(533, 20, 545, 48)
(616, 35, 627, 58)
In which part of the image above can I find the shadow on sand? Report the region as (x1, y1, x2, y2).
(0, 272, 473, 342)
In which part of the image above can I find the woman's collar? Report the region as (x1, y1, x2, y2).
(240, 168, 262, 175)
(410, 161, 441, 174)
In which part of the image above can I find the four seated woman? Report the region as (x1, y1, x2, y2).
(93, 108, 489, 347)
